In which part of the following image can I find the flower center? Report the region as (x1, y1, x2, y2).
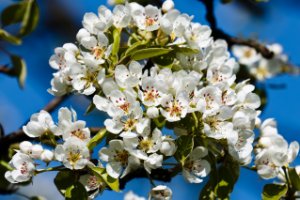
(67, 151, 82, 166)
(166, 100, 183, 117)
(115, 150, 129, 166)
(20, 162, 28, 175)
(144, 86, 159, 102)
(71, 128, 87, 140)
(139, 139, 153, 152)
(92, 46, 105, 60)
(123, 118, 137, 131)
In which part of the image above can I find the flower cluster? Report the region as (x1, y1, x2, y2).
(5, 0, 299, 199)
(232, 44, 293, 81)
(254, 118, 299, 179)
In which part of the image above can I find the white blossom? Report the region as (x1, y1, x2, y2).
(5, 152, 35, 183)
(183, 147, 211, 183)
(55, 137, 90, 170)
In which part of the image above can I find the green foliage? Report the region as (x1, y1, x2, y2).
(87, 129, 107, 150)
(262, 184, 287, 200)
(174, 135, 194, 165)
(288, 168, 300, 191)
(0, 0, 39, 88)
(200, 155, 240, 199)
(89, 167, 120, 192)
(131, 48, 173, 60)
(7, 55, 27, 89)
(1, 0, 39, 37)
(111, 28, 122, 65)
(0, 29, 21, 45)
(65, 182, 88, 200)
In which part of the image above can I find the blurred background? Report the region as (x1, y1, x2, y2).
(0, 0, 300, 199)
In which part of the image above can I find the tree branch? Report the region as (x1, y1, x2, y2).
(199, 0, 274, 59)
(0, 95, 69, 156)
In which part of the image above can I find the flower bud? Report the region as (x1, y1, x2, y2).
(162, 0, 174, 13)
(41, 150, 54, 162)
(31, 144, 43, 159)
(19, 141, 33, 154)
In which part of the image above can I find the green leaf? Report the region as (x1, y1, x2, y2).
(111, 28, 121, 64)
(10, 55, 27, 88)
(173, 46, 200, 55)
(174, 135, 194, 164)
(214, 157, 240, 198)
(89, 167, 119, 192)
(131, 48, 173, 60)
(87, 129, 107, 150)
(262, 184, 287, 200)
(85, 102, 96, 115)
(19, 0, 39, 37)
(124, 40, 148, 57)
(54, 171, 76, 196)
(1, 2, 26, 27)
(200, 155, 240, 199)
(288, 168, 300, 191)
(199, 152, 218, 200)
(65, 182, 88, 200)
(0, 29, 21, 45)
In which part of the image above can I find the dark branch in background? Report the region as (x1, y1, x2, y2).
(0, 96, 69, 157)
(0, 65, 10, 74)
(199, 0, 274, 59)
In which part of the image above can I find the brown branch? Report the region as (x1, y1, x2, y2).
(0, 65, 10, 74)
(199, 0, 274, 59)
(0, 95, 69, 156)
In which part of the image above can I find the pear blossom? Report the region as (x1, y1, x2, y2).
(254, 118, 300, 179)
(99, 140, 140, 178)
(232, 45, 261, 65)
(184, 23, 212, 49)
(182, 146, 211, 183)
(5, 152, 35, 183)
(115, 61, 143, 88)
(55, 137, 90, 170)
(162, 0, 174, 13)
(130, 4, 161, 31)
(149, 185, 172, 200)
(23, 110, 57, 138)
(40, 149, 54, 163)
(124, 191, 146, 200)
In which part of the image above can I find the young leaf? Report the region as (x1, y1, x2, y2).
(262, 184, 287, 200)
(89, 167, 120, 192)
(214, 156, 240, 198)
(1, 2, 26, 27)
(124, 40, 148, 57)
(131, 48, 173, 60)
(85, 102, 96, 115)
(65, 182, 88, 200)
(288, 168, 300, 191)
(111, 28, 121, 64)
(87, 129, 107, 150)
(10, 55, 27, 89)
(19, 0, 39, 37)
(174, 135, 194, 164)
(54, 171, 76, 196)
(0, 29, 22, 45)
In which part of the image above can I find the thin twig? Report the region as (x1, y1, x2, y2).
(199, 0, 274, 59)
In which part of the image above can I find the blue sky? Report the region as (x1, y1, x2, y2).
(0, 0, 300, 199)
